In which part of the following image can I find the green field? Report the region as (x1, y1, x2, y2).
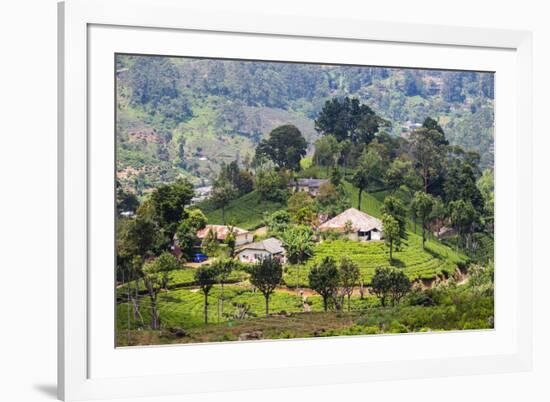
(284, 233, 467, 287)
(116, 267, 249, 297)
(198, 190, 286, 230)
(117, 289, 493, 346)
(117, 285, 306, 331)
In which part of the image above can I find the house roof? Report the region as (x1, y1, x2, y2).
(291, 178, 329, 188)
(196, 225, 249, 240)
(236, 237, 285, 255)
(318, 208, 383, 233)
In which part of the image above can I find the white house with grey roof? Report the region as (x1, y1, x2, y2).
(236, 237, 286, 264)
(289, 178, 329, 196)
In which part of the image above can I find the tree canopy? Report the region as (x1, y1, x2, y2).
(308, 256, 340, 311)
(249, 257, 283, 317)
(314, 97, 389, 144)
(255, 124, 307, 171)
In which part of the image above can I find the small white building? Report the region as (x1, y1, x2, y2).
(236, 237, 286, 264)
(289, 178, 329, 196)
(190, 185, 212, 205)
(318, 208, 383, 241)
(196, 225, 253, 246)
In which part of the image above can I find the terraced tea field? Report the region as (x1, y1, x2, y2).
(284, 232, 467, 287)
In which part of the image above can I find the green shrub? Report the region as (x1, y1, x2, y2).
(389, 321, 409, 333)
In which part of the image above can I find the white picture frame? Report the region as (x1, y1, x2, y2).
(58, 0, 533, 400)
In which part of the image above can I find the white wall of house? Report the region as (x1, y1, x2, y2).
(237, 249, 271, 263)
(347, 229, 382, 241)
(235, 233, 254, 246)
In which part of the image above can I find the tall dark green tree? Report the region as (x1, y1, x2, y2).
(175, 209, 208, 260)
(410, 119, 448, 193)
(384, 158, 415, 192)
(194, 265, 220, 324)
(218, 160, 254, 196)
(444, 150, 484, 211)
(309, 257, 340, 312)
(253, 165, 289, 202)
(116, 181, 140, 214)
(314, 97, 388, 144)
(410, 191, 435, 249)
(255, 125, 307, 171)
(142, 252, 179, 329)
(338, 139, 353, 175)
(369, 267, 411, 307)
(381, 214, 400, 262)
(249, 257, 283, 318)
(381, 196, 407, 244)
(369, 267, 392, 307)
(338, 257, 360, 312)
(149, 178, 194, 239)
(448, 199, 478, 251)
(313, 135, 340, 173)
(351, 169, 369, 210)
(211, 258, 235, 317)
(211, 180, 237, 225)
(351, 146, 383, 210)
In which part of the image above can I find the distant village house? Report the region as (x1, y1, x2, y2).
(190, 185, 212, 205)
(236, 237, 286, 264)
(289, 178, 329, 196)
(318, 208, 383, 241)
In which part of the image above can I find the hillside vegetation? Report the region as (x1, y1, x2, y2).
(116, 55, 494, 193)
(115, 56, 494, 346)
(198, 190, 285, 230)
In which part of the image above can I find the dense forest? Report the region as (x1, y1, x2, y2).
(115, 55, 494, 193)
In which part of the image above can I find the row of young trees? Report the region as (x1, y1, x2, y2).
(194, 257, 284, 323)
(194, 254, 413, 325)
(308, 257, 412, 311)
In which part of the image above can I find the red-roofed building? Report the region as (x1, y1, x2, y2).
(196, 225, 253, 246)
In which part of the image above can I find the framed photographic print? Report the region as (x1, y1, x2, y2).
(58, 0, 533, 400)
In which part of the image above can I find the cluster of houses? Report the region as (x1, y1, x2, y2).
(191, 207, 384, 264)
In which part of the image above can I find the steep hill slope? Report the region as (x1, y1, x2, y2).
(116, 55, 494, 193)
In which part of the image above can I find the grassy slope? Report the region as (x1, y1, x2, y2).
(116, 267, 249, 297)
(284, 235, 466, 287)
(199, 180, 467, 285)
(198, 190, 286, 230)
(117, 285, 306, 331)
(198, 180, 382, 231)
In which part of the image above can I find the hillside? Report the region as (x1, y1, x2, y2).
(116, 55, 494, 194)
(201, 180, 468, 287)
(198, 190, 286, 230)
